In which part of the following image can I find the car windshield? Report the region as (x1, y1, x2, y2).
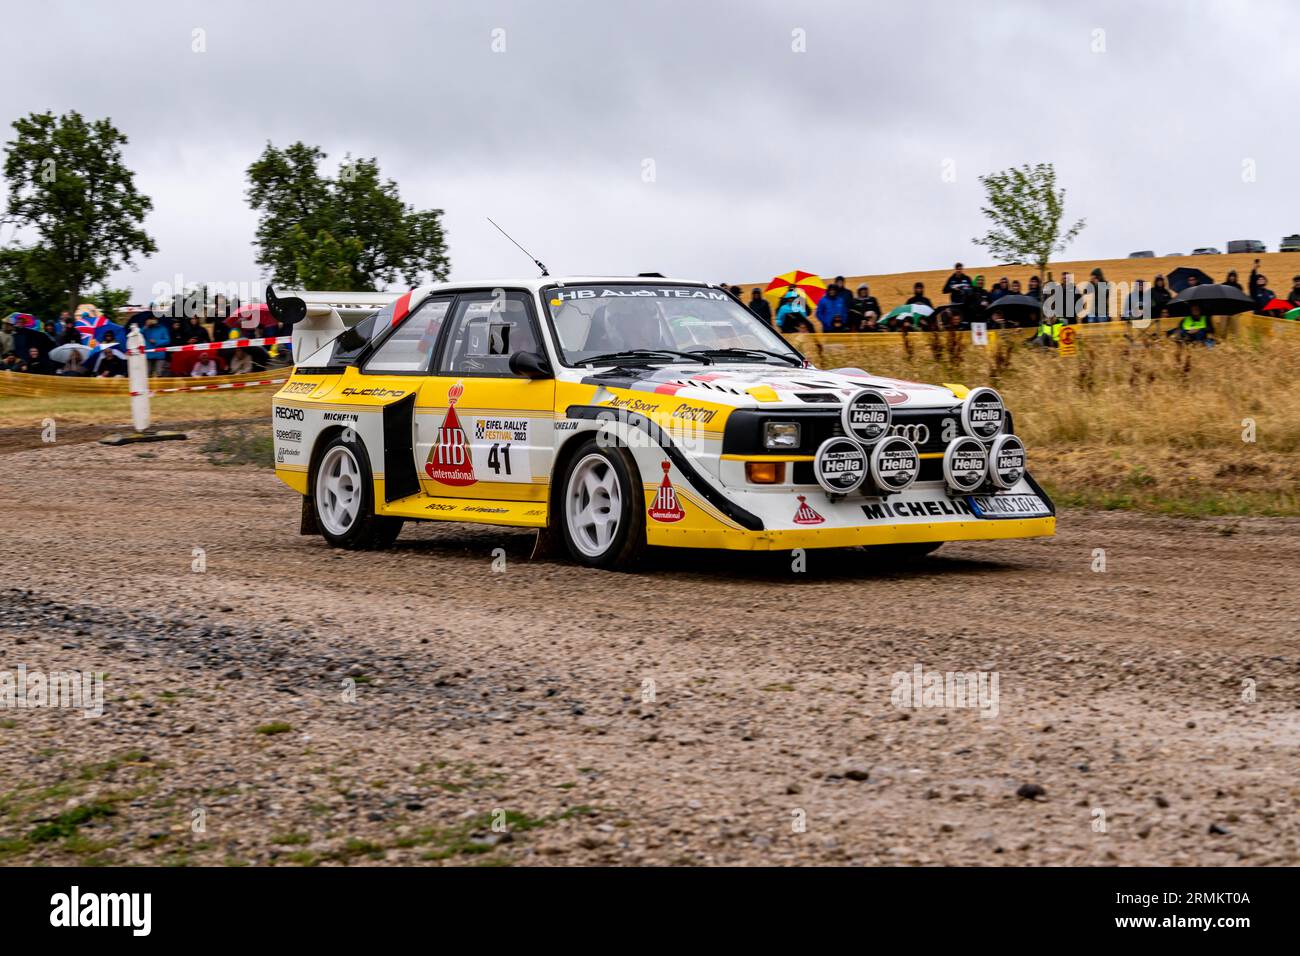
(542, 283, 801, 366)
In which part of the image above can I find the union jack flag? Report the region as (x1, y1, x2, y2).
(76, 312, 108, 343)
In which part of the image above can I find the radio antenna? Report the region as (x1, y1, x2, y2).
(487, 217, 548, 276)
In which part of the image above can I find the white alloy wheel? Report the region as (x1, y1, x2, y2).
(317, 445, 362, 536)
(565, 452, 624, 558)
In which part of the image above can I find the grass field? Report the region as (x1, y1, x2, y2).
(0, 390, 272, 429)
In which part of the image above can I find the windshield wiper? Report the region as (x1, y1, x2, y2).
(580, 349, 712, 367)
(686, 347, 802, 366)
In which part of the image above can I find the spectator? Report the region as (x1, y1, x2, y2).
(0, 317, 14, 357)
(228, 348, 253, 375)
(987, 309, 1010, 330)
(141, 315, 171, 376)
(851, 284, 881, 332)
(1166, 303, 1213, 344)
(1124, 279, 1149, 321)
(21, 346, 54, 374)
(1026, 275, 1043, 300)
(729, 285, 743, 300)
(1029, 313, 1065, 348)
(964, 275, 989, 316)
(1151, 274, 1172, 316)
(941, 262, 971, 302)
(906, 282, 932, 308)
(2, 352, 26, 373)
(1288, 275, 1300, 307)
(1011, 279, 1023, 294)
(1248, 261, 1274, 310)
(1222, 269, 1242, 291)
(776, 292, 814, 334)
(192, 356, 219, 377)
(748, 288, 772, 325)
(1083, 268, 1110, 323)
(815, 284, 851, 332)
(989, 276, 1011, 301)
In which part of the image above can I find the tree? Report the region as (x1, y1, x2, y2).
(972, 163, 1085, 276)
(246, 143, 449, 291)
(2, 111, 156, 315)
(0, 246, 64, 316)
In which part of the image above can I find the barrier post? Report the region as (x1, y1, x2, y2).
(99, 328, 189, 446)
(127, 326, 151, 432)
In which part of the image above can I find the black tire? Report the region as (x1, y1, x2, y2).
(311, 433, 403, 550)
(557, 439, 646, 570)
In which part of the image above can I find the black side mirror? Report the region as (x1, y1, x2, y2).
(508, 350, 551, 379)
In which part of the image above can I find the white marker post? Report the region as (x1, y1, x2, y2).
(127, 325, 151, 432)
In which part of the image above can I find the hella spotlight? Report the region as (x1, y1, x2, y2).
(868, 435, 920, 494)
(988, 434, 1027, 489)
(942, 435, 990, 494)
(961, 387, 1006, 442)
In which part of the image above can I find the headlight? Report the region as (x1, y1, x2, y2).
(988, 434, 1027, 489)
(960, 387, 1006, 442)
(764, 421, 801, 449)
(942, 435, 990, 493)
(868, 435, 920, 494)
(842, 387, 892, 444)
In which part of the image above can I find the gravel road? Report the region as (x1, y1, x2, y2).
(1, 429, 1296, 866)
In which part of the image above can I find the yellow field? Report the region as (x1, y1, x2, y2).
(745, 251, 1300, 314)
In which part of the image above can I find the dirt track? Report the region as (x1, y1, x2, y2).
(1, 429, 1297, 866)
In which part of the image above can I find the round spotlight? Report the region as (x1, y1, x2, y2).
(841, 388, 892, 445)
(942, 435, 990, 494)
(813, 436, 868, 495)
(988, 434, 1027, 489)
(869, 435, 920, 494)
(961, 387, 1006, 442)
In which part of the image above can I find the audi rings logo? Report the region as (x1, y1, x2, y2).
(890, 422, 929, 444)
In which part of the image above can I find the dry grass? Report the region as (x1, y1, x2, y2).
(0, 390, 273, 428)
(839, 330, 1300, 515)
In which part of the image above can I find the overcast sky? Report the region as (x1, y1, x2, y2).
(3, 0, 1297, 300)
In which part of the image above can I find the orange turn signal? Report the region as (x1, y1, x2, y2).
(745, 461, 785, 484)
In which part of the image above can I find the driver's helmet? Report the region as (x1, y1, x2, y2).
(605, 296, 664, 347)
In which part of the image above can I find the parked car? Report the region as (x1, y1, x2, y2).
(267, 277, 1054, 568)
(1227, 239, 1266, 254)
(1191, 247, 1222, 255)
(1280, 235, 1300, 253)
(1128, 250, 1155, 258)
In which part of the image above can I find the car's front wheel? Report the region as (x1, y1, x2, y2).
(559, 440, 646, 569)
(313, 434, 403, 550)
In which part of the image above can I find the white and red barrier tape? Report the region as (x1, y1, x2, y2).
(135, 335, 289, 356)
(129, 378, 288, 397)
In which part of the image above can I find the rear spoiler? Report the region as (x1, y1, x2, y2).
(266, 286, 401, 362)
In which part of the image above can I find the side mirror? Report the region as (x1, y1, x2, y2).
(508, 350, 552, 379)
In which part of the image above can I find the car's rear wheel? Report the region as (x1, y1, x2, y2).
(560, 440, 645, 569)
(313, 434, 403, 550)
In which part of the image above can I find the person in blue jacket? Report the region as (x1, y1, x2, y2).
(141, 314, 171, 376)
(815, 283, 851, 332)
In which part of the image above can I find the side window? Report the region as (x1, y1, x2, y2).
(363, 297, 452, 373)
(437, 291, 539, 375)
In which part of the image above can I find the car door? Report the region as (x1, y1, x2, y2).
(414, 290, 555, 502)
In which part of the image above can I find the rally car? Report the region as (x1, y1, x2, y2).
(269, 277, 1054, 569)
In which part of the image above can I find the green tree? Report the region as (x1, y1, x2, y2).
(246, 143, 449, 291)
(0, 246, 65, 316)
(972, 163, 1085, 276)
(2, 111, 156, 315)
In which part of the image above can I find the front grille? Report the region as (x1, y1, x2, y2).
(723, 405, 964, 458)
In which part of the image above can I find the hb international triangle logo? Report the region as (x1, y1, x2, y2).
(425, 381, 477, 486)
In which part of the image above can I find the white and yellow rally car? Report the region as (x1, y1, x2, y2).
(269, 277, 1054, 568)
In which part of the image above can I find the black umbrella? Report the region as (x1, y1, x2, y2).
(1166, 283, 1256, 317)
(1166, 267, 1214, 293)
(985, 294, 1042, 328)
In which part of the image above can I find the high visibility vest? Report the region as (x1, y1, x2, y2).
(1037, 320, 1063, 342)
(1180, 314, 1207, 332)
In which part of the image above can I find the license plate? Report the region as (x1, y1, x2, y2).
(966, 493, 1052, 519)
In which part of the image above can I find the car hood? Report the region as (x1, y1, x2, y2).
(581, 363, 963, 409)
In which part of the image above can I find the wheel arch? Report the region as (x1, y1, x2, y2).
(547, 427, 641, 533)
